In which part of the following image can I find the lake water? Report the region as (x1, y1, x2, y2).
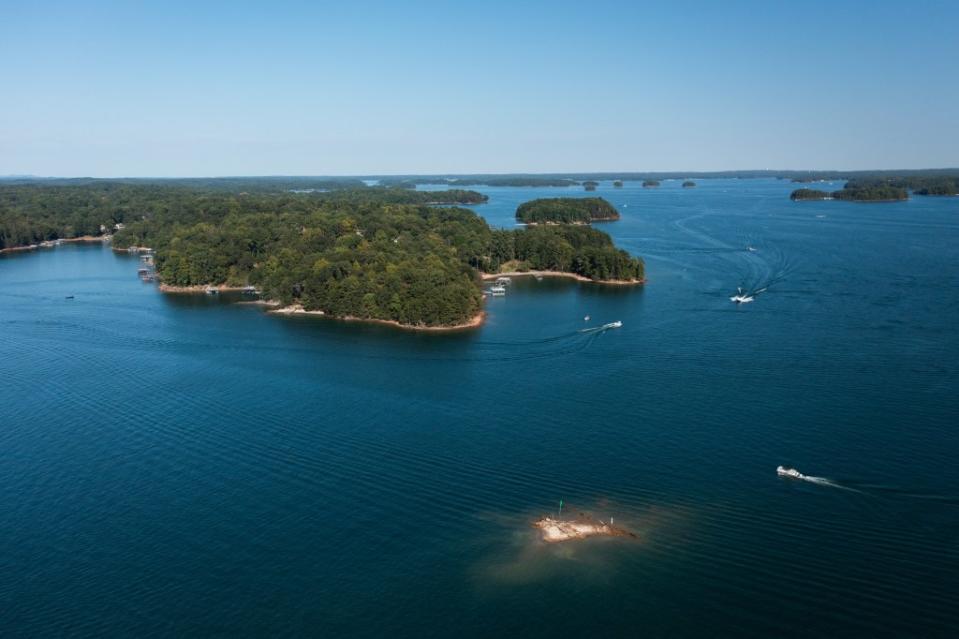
(2, 179, 958, 637)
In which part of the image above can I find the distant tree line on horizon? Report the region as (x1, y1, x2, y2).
(790, 174, 959, 202)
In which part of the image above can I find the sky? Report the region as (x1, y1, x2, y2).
(1, 0, 957, 177)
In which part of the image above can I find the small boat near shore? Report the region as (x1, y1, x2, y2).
(489, 285, 506, 296)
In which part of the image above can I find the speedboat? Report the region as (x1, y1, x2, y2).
(730, 287, 754, 304)
(489, 286, 506, 296)
(602, 321, 622, 329)
(777, 466, 805, 479)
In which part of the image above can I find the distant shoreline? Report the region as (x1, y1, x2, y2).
(269, 304, 486, 331)
(0, 235, 109, 255)
(158, 283, 251, 293)
(482, 270, 645, 286)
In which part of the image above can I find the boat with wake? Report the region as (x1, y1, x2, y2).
(730, 287, 754, 304)
(777, 466, 806, 479)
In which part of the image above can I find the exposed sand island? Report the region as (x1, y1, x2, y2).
(533, 514, 636, 543)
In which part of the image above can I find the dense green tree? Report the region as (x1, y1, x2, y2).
(790, 188, 831, 201)
(1, 184, 642, 326)
(515, 198, 620, 224)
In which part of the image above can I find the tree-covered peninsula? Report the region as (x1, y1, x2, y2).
(0, 184, 643, 328)
(682, 180, 696, 188)
(790, 183, 907, 202)
(583, 181, 598, 191)
(515, 197, 620, 224)
(790, 188, 831, 201)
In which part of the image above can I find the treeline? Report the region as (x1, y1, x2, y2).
(515, 197, 620, 224)
(790, 188, 831, 201)
(832, 183, 908, 201)
(486, 226, 643, 282)
(2, 185, 643, 326)
(790, 174, 959, 201)
(0, 184, 486, 250)
(382, 177, 578, 188)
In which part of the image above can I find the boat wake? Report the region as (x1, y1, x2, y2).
(777, 466, 860, 492)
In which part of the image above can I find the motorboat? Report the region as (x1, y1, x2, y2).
(602, 321, 622, 329)
(489, 286, 506, 296)
(730, 287, 754, 304)
(777, 466, 805, 479)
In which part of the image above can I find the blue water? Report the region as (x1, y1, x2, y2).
(2, 179, 958, 637)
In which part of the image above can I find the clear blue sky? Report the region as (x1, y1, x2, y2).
(2, 0, 957, 176)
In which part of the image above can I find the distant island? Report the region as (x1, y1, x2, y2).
(515, 197, 620, 224)
(791, 183, 907, 202)
(790, 188, 831, 201)
(682, 180, 696, 188)
(613, 180, 623, 188)
(642, 180, 660, 188)
(583, 180, 598, 192)
(790, 174, 957, 202)
(0, 183, 643, 329)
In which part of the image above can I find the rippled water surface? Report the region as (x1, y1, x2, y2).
(2, 179, 958, 637)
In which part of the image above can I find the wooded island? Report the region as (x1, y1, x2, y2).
(0, 183, 643, 328)
(515, 197, 620, 224)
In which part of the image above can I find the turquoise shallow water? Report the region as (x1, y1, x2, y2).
(1, 179, 958, 637)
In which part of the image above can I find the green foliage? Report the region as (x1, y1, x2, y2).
(515, 198, 620, 224)
(642, 180, 660, 188)
(487, 225, 643, 281)
(583, 181, 599, 191)
(831, 182, 908, 201)
(790, 188, 831, 201)
(1, 184, 643, 325)
(613, 180, 623, 188)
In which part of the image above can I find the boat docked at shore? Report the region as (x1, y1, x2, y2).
(489, 285, 506, 296)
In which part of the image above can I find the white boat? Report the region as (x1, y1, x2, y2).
(489, 286, 506, 296)
(730, 287, 754, 304)
(746, 246, 757, 252)
(494, 277, 512, 286)
(777, 465, 805, 479)
(205, 287, 219, 295)
(602, 321, 622, 329)
(584, 315, 590, 321)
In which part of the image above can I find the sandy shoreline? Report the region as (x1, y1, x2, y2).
(482, 270, 645, 286)
(0, 235, 111, 255)
(270, 304, 486, 331)
(533, 514, 636, 543)
(158, 284, 252, 293)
